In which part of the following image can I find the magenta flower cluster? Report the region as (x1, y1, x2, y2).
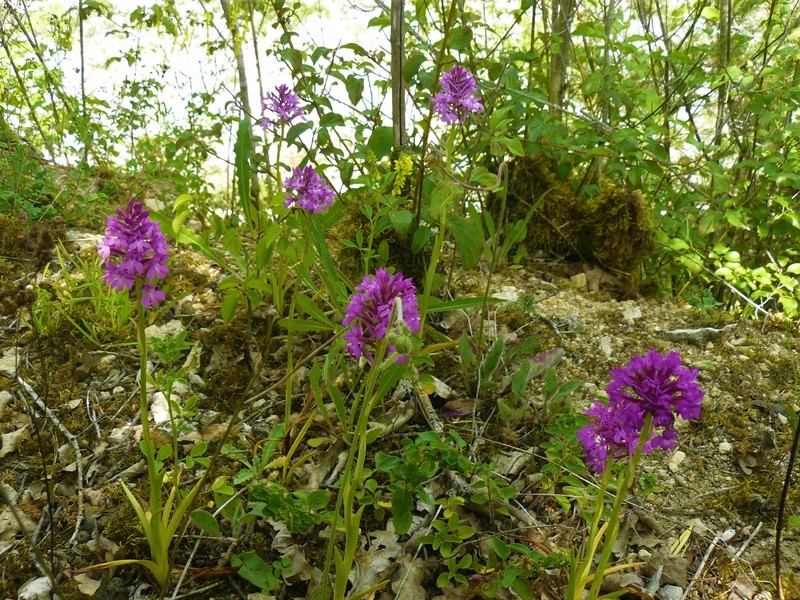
(284, 165, 336, 213)
(577, 349, 704, 473)
(342, 269, 420, 363)
(260, 84, 305, 129)
(432, 65, 484, 124)
(98, 200, 169, 308)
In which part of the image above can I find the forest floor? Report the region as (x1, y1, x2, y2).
(1, 221, 799, 600)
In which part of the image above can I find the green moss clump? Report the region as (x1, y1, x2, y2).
(500, 154, 654, 293)
(0, 212, 25, 257)
(585, 185, 654, 288)
(330, 189, 429, 286)
(505, 154, 589, 257)
(328, 189, 379, 284)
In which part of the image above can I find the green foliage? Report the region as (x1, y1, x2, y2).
(708, 245, 800, 317)
(231, 552, 291, 594)
(6, 0, 800, 596)
(222, 424, 286, 486)
(0, 137, 56, 221)
(375, 430, 517, 536)
(33, 243, 135, 345)
(248, 482, 331, 535)
(3, 0, 800, 316)
(436, 554, 473, 588)
(483, 537, 570, 600)
(538, 412, 592, 513)
(148, 329, 192, 369)
(149, 330, 207, 467)
(418, 498, 477, 559)
(219, 424, 331, 536)
(540, 367, 582, 419)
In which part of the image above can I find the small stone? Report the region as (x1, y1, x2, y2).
(668, 450, 686, 473)
(621, 304, 642, 326)
(112, 386, 125, 396)
(145, 318, 185, 340)
(17, 576, 52, 600)
(151, 391, 170, 425)
(98, 354, 117, 371)
(0, 347, 20, 377)
(108, 426, 131, 445)
(292, 366, 309, 394)
(495, 285, 523, 302)
(657, 584, 684, 600)
(564, 314, 584, 332)
(170, 379, 189, 396)
(599, 336, 613, 358)
(719, 441, 733, 453)
(570, 272, 588, 290)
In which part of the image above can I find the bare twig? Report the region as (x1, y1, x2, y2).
(16, 375, 85, 545)
(681, 528, 736, 600)
(170, 488, 247, 599)
(0, 484, 60, 594)
(775, 404, 800, 600)
(85, 389, 101, 439)
(734, 521, 762, 559)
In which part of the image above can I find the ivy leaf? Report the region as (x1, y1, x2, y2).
(449, 212, 484, 270)
(367, 126, 393, 159)
(392, 488, 413, 534)
(191, 509, 220, 537)
(404, 52, 426, 83)
(221, 289, 241, 324)
(345, 75, 364, 105)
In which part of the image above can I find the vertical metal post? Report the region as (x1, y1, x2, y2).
(391, 0, 405, 149)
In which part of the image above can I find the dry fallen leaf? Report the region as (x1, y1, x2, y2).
(72, 573, 102, 596)
(0, 424, 30, 459)
(392, 554, 434, 600)
(440, 397, 474, 418)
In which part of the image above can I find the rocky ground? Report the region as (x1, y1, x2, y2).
(1, 227, 799, 600)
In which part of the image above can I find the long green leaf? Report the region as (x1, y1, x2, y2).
(234, 117, 253, 226)
(426, 296, 506, 313)
(277, 317, 333, 332)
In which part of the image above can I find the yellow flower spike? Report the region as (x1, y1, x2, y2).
(392, 153, 413, 196)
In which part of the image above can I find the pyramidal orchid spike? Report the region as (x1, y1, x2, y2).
(98, 199, 169, 308)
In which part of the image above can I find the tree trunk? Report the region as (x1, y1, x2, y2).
(547, 0, 576, 120)
(219, 0, 260, 209)
(391, 0, 405, 149)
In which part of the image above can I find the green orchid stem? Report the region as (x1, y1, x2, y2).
(419, 128, 456, 330)
(585, 414, 654, 600)
(282, 217, 314, 482)
(330, 329, 394, 600)
(576, 465, 613, 588)
(418, 200, 447, 331)
(122, 301, 211, 596)
(135, 301, 170, 594)
(276, 125, 284, 188)
(412, 0, 460, 223)
(137, 302, 161, 511)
